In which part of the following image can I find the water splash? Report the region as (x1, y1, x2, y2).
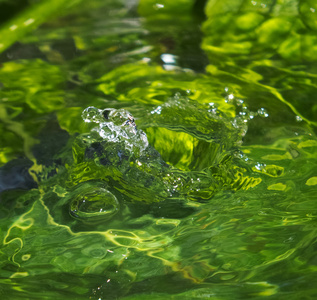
(82, 106, 149, 154)
(67, 101, 261, 205)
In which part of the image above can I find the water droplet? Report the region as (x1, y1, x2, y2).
(295, 116, 303, 122)
(108, 109, 132, 126)
(151, 105, 162, 115)
(82, 106, 104, 123)
(257, 108, 269, 117)
(236, 99, 244, 106)
(254, 162, 266, 171)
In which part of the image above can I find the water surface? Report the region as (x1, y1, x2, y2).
(0, 0, 317, 299)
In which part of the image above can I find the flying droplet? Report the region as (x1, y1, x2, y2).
(295, 116, 303, 122)
(257, 108, 269, 118)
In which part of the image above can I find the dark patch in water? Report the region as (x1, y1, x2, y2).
(0, 158, 37, 193)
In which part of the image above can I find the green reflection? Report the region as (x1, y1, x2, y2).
(0, 0, 317, 299)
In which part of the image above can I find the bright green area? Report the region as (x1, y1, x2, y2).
(0, 0, 317, 299)
(0, 0, 83, 53)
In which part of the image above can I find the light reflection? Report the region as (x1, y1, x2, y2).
(141, 57, 151, 63)
(161, 53, 176, 64)
(9, 25, 18, 31)
(163, 64, 178, 71)
(151, 105, 162, 114)
(161, 53, 179, 71)
(154, 3, 164, 9)
(24, 18, 35, 26)
(255, 162, 266, 171)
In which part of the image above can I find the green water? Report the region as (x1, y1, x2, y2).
(0, 0, 317, 299)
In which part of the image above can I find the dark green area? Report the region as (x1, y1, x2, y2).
(0, 0, 317, 299)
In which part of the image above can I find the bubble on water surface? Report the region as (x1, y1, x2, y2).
(70, 186, 119, 223)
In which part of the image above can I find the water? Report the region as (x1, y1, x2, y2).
(0, 0, 317, 299)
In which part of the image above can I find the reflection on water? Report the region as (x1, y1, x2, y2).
(0, 0, 317, 299)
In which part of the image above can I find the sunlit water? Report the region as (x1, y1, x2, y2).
(0, 0, 317, 299)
